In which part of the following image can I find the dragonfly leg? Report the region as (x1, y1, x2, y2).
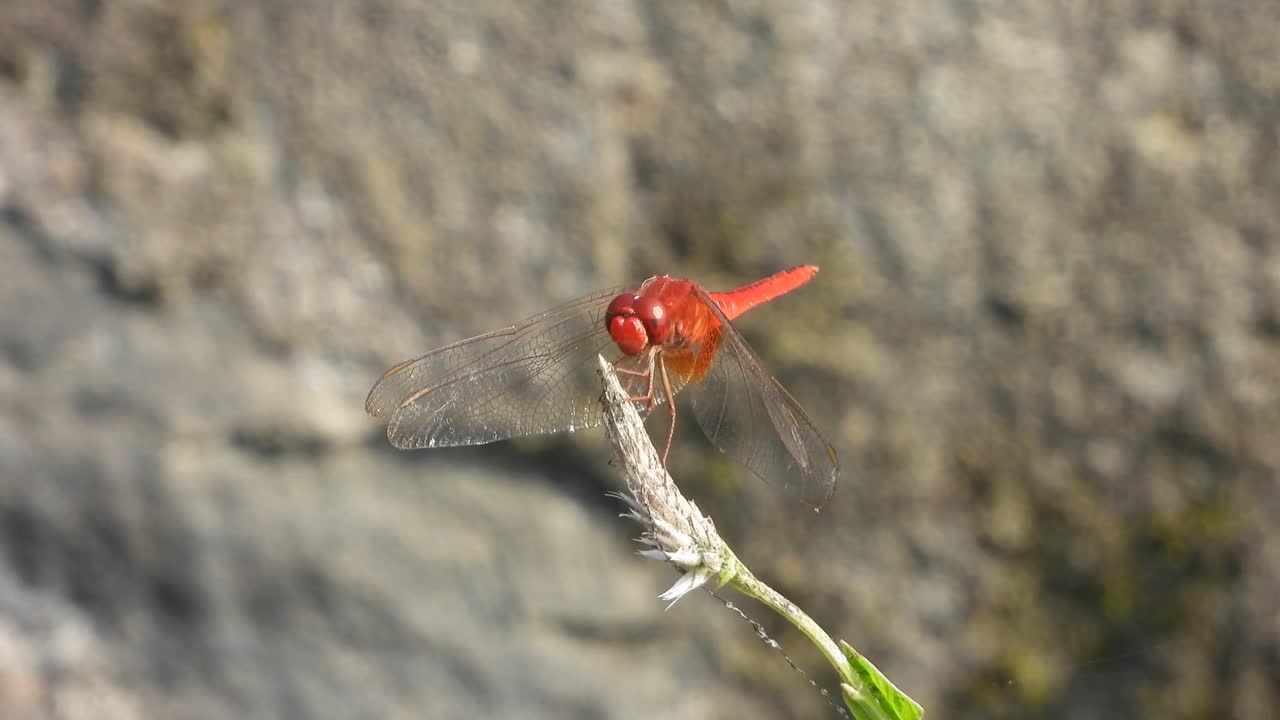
(616, 351, 659, 417)
(658, 355, 677, 468)
(614, 367, 650, 378)
(615, 368, 654, 412)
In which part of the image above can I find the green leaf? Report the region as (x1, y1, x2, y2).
(840, 641, 924, 720)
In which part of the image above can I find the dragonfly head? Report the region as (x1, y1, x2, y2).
(605, 292, 671, 355)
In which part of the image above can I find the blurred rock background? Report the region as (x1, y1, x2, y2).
(1, 1, 1277, 718)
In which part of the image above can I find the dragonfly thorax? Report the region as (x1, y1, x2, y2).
(605, 292, 671, 355)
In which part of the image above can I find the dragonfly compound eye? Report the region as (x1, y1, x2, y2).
(608, 315, 648, 355)
(632, 296, 670, 344)
(605, 293, 638, 320)
(605, 293, 648, 355)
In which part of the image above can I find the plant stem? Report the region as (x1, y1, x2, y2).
(727, 554, 858, 689)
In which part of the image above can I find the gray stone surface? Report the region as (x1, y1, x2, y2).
(1, 1, 1278, 718)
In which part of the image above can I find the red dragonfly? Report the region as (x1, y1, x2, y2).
(366, 265, 839, 508)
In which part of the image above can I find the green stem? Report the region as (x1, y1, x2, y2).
(724, 548, 858, 689)
(721, 547, 921, 720)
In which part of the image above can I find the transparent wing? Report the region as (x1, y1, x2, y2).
(366, 286, 640, 449)
(684, 289, 840, 509)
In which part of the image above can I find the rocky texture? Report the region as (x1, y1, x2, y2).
(1, 1, 1278, 718)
